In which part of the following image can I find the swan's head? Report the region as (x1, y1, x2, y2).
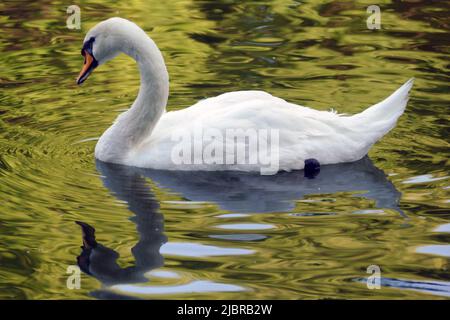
(76, 17, 146, 85)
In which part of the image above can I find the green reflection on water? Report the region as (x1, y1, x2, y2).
(0, 0, 449, 299)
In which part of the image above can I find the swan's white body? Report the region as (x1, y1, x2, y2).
(82, 18, 413, 173)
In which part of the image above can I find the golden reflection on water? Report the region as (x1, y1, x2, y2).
(0, 0, 449, 299)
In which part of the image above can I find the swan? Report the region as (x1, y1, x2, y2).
(77, 17, 414, 174)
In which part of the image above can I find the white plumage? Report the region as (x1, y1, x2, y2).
(78, 18, 413, 173)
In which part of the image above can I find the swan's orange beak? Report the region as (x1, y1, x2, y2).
(77, 50, 97, 85)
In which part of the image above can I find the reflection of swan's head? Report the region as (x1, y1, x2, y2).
(76, 17, 149, 84)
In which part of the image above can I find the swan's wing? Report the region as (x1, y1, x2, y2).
(181, 90, 343, 136)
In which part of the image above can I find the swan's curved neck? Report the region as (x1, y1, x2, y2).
(96, 33, 169, 162)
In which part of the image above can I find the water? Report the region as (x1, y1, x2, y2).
(0, 0, 448, 299)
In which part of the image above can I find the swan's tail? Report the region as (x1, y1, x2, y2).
(350, 78, 414, 144)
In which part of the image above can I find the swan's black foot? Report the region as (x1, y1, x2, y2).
(304, 158, 320, 179)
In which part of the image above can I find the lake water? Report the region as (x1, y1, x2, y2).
(0, 0, 448, 299)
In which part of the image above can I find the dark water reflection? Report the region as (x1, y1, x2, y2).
(76, 164, 166, 286)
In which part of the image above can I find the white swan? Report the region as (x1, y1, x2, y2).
(77, 17, 413, 174)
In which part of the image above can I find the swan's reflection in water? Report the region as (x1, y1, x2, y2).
(76, 157, 405, 298)
(354, 277, 450, 298)
(134, 156, 402, 214)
